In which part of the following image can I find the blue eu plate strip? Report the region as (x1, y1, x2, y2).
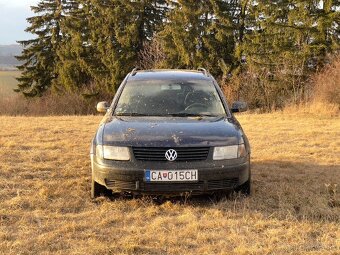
(145, 170, 151, 182)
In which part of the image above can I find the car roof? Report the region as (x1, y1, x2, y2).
(128, 69, 212, 81)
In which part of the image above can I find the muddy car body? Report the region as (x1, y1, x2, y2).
(90, 69, 251, 197)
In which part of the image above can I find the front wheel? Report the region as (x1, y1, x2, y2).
(91, 179, 110, 198)
(236, 179, 251, 196)
(235, 163, 251, 196)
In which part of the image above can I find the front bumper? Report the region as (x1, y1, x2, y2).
(91, 156, 250, 195)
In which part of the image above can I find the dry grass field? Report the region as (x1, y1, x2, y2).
(0, 71, 20, 98)
(0, 113, 339, 254)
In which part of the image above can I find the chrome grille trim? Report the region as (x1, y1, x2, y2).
(132, 147, 210, 161)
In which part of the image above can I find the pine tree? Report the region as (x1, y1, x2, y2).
(313, 0, 340, 63)
(77, 0, 167, 93)
(159, 0, 238, 77)
(240, 0, 340, 107)
(15, 0, 339, 104)
(16, 0, 64, 97)
(55, 0, 93, 93)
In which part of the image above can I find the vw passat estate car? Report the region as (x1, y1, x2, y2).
(90, 68, 251, 198)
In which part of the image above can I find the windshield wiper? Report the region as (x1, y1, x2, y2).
(166, 113, 220, 117)
(115, 113, 152, 116)
(115, 112, 223, 117)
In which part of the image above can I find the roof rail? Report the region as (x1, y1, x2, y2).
(131, 67, 140, 76)
(198, 67, 209, 77)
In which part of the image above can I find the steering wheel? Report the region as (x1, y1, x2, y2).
(185, 103, 207, 111)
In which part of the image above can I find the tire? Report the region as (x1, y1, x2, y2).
(236, 179, 251, 196)
(91, 179, 110, 198)
(235, 168, 251, 196)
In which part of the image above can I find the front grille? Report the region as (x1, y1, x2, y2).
(105, 179, 136, 190)
(132, 147, 210, 161)
(141, 181, 205, 192)
(207, 178, 238, 190)
(140, 178, 238, 192)
(105, 178, 239, 192)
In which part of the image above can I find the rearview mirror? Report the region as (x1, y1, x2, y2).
(97, 101, 110, 113)
(231, 101, 248, 113)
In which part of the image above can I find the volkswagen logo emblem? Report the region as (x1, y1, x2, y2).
(165, 149, 177, 161)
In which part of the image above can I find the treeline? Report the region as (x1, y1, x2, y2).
(16, 0, 340, 109)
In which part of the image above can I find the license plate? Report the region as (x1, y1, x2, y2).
(145, 170, 198, 182)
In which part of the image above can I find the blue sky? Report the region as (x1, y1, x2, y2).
(0, 0, 39, 45)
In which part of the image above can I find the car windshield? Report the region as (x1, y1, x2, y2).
(114, 79, 226, 117)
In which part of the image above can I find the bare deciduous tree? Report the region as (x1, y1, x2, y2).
(138, 39, 167, 70)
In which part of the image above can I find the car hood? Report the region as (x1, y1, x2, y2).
(101, 116, 242, 147)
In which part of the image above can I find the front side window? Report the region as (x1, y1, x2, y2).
(114, 80, 226, 117)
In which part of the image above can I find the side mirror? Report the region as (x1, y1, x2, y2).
(97, 101, 110, 113)
(231, 101, 248, 113)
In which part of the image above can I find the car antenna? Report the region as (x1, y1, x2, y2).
(131, 67, 140, 76)
(197, 67, 209, 77)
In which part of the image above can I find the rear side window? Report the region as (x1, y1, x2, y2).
(114, 80, 226, 116)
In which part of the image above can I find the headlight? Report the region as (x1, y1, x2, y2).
(96, 145, 130, 161)
(213, 142, 247, 160)
(213, 145, 238, 160)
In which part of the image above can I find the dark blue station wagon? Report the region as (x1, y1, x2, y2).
(90, 68, 251, 198)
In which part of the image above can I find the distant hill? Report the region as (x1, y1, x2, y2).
(0, 45, 23, 70)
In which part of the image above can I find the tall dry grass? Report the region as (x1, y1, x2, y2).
(283, 101, 339, 117)
(0, 114, 339, 254)
(0, 92, 100, 116)
(283, 56, 340, 116)
(313, 56, 340, 106)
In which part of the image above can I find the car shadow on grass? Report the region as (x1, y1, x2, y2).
(97, 160, 339, 222)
